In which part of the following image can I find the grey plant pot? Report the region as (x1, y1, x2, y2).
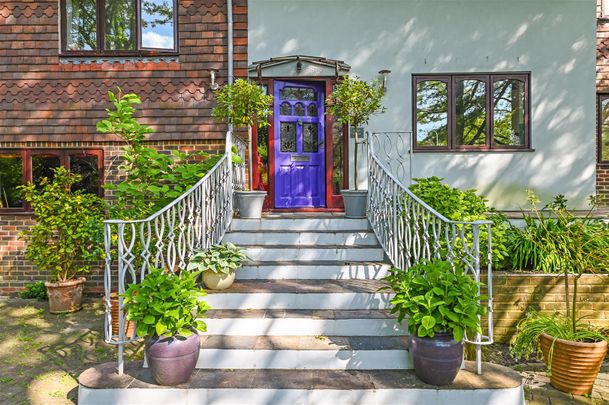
(341, 189, 368, 218)
(235, 190, 267, 219)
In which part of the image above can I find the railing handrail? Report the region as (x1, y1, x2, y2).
(104, 153, 229, 225)
(368, 151, 492, 227)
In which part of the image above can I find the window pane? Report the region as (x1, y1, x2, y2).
(280, 87, 316, 101)
(294, 103, 305, 116)
(141, 0, 175, 49)
(70, 155, 100, 194)
(307, 104, 318, 117)
(65, 0, 97, 51)
(280, 102, 292, 116)
(0, 154, 23, 208)
(455, 79, 487, 146)
(32, 156, 61, 185)
(416, 80, 448, 146)
(303, 123, 319, 153)
(280, 122, 296, 152)
(601, 98, 609, 162)
(493, 79, 526, 146)
(105, 0, 136, 50)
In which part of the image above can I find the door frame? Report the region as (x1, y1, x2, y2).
(251, 77, 348, 211)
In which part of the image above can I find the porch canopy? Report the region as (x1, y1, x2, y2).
(248, 55, 351, 79)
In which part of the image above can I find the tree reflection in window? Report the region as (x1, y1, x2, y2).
(65, 0, 97, 50)
(601, 97, 609, 162)
(455, 79, 487, 146)
(105, 0, 137, 50)
(294, 103, 305, 116)
(32, 155, 61, 186)
(280, 122, 296, 152)
(141, 0, 175, 49)
(416, 80, 448, 146)
(70, 155, 100, 194)
(493, 79, 525, 146)
(303, 123, 319, 153)
(0, 155, 23, 208)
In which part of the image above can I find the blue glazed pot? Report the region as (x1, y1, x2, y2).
(410, 332, 463, 386)
(146, 331, 200, 386)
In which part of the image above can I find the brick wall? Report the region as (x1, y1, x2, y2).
(0, 139, 225, 295)
(489, 273, 609, 342)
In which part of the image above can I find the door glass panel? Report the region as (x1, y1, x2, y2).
(105, 0, 136, 50)
(141, 0, 175, 50)
(455, 79, 487, 146)
(303, 123, 319, 153)
(493, 79, 525, 146)
(602, 97, 609, 162)
(294, 103, 305, 116)
(280, 102, 292, 116)
(32, 155, 61, 185)
(280, 87, 316, 101)
(0, 154, 23, 208)
(70, 155, 100, 194)
(332, 117, 344, 194)
(416, 80, 448, 146)
(280, 122, 296, 152)
(65, 0, 97, 50)
(307, 104, 318, 117)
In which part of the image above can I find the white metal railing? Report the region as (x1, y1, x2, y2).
(103, 131, 241, 375)
(367, 131, 494, 374)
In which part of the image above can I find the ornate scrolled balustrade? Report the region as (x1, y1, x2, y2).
(367, 131, 494, 374)
(103, 131, 238, 374)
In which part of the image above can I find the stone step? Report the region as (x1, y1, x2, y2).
(237, 261, 391, 280)
(204, 309, 405, 336)
(203, 280, 392, 310)
(79, 362, 525, 405)
(192, 335, 411, 370)
(243, 246, 385, 262)
(224, 230, 379, 247)
(231, 218, 370, 232)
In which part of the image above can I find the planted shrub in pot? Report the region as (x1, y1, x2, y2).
(19, 167, 105, 314)
(326, 76, 386, 218)
(510, 193, 609, 395)
(122, 268, 210, 386)
(212, 79, 273, 218)
(384, 259, 486, 385)
(187, 243, 248, 290)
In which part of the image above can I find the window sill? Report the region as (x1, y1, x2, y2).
(59, 55, 180, 71)
(412, 148, 535, 154)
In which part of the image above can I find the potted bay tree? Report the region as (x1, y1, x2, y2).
(212, 79, 273, 218)
(384, 259, 486, 385)
(122, 268, 210, 386)
(326, 75, 385, 218)
(19, 167, 105, 314)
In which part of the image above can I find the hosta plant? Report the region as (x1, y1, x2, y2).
(122, 268, 210, 338)
(384, 259, 486, 342)
(187, 243, 248, 275)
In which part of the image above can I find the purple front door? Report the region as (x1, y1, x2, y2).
(274, 81, 326, 208)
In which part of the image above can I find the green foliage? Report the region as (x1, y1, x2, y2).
(19, 167, 105, 282)
(384, 260, 486, 342)
(507, 192, 609, 274)
(97, 89, 222, 219)
(326, 75, 386, 129)
(187, 243, 247, 275)
(18, 281, 48, 300)
(212, 79, 273, 129)
(122, 268, 210, 338)
(510, 312, 608, 364)
(408, 176, 509, 268)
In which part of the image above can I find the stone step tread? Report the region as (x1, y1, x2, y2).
(205, 309, 396, 319)
(241, 260, 390, 266)
(226, 230, 376, 234)
(204, 279, 389, 294)
(199, 335, 409, 350)
(242, 245, 382, 249)
(80, 361, 522, 391)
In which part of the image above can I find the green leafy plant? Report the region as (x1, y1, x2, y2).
(18, 281, 48, 300)
(19, 167, 105, 282)
(187, 243, 247, 275)
(408, 176, 509, 268)
(212, 79, 273, 191)
(97, 89, 222, 220)
(384, 259, 486, 342)
(122, 268, 210, 338)
(508, 191, 609, 348)
(326, 76, 386, 190)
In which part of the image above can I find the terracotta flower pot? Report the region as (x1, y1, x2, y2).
(410, 332, 464, 386)
(108, 292, 136, 338)
(203, 269, 236, 290)
(45, 277, 86, 314)
(539, 332, 608, 395)
(146, 332, 200, 386)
